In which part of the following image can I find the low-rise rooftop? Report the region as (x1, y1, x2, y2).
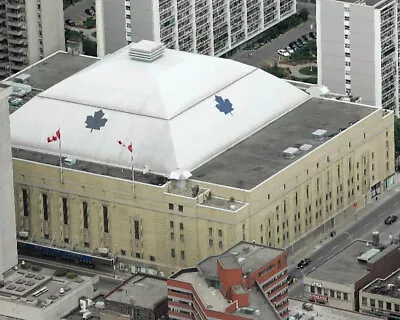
(289, 299, 383, 320)
(0, 263, 95, 309)
(192, 98, 376, 189)
(198, 241, 284, 280)
(334, 0, 384, 7)
(105, 275, 167, 309)
(362, 268, 400, 298)
(306, 240, 372, 285)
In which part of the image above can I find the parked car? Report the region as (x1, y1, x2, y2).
(302, 35, 310, 43)
(65, 19, 75, 26)
(385, 215, 398, 225)
(85, 8, 95, 16)
(297, 258, 311, 269)
(277, 49, 290, 57)
(296, 39, 304, 47)
(289, 42, 298, 50)
(309, 31, 316, 39)
(286, 46, 294, 54)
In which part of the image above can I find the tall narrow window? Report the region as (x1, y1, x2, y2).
(42, 194, 49, 221)
(62, 197, 68, 224)
(103, 205, 109, 233)
(22, 189, 29, 217)
(83, 201, 89, 229)
(134, 220, 140, 240)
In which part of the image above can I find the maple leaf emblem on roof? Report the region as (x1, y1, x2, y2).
(215, 95, 234, 115)
(85, 110, 108, 132)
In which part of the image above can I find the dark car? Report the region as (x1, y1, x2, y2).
(287, 274, 296, 285)
(85, 8, 95, 16)
(302, 35, 309, 43)
(289, 42, 298, 50)
(385, 215, 398, 225)
(297, 258, 311, 269)
(65, 19, 75, 26)
(296, 39, 304, 47)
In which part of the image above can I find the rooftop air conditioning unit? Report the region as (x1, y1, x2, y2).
(312, 129, 327, 141)
(283, 147, 299, 159)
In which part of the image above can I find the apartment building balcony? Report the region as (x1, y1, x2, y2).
(9, 62, 26, 71)
(7, 1, 25, 11)
(0, 51, 7, 59)
(8, 45, 26, 54)
(8, 36, 24, 45)
(8, 53, 26, 63)
(7, 18, 24, 28)
(7, 10, 24, 19)
(7, 28, 25, 37)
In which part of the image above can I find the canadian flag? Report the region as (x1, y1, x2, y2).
(117, 140, 133, 153)
(47, 129, 61, 143)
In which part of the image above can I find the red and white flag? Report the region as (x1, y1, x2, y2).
(117, 140, 133, 153)
(47, 129, 61, 143)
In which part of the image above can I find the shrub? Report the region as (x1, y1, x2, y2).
(84, 17, 96, 29)
(229, 196, 235, 203)
(31, 265, 42, 272)
(299, 8, 310, 22)
(21, 262, 31, 270)
(54, 268, 68, 277)
(66, 272, 77, 279)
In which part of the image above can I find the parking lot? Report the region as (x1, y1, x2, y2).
(231, 18, 316, 68)
(64, 0, 95, 25)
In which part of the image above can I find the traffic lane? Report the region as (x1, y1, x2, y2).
(64, 0, 94, 23)
(232, 19, 316, 67)
(289, 197, 400, 297)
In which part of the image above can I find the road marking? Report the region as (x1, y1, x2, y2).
(331, 245, 338, 251)
(393, 201, 399, 207)
(364, 222, 371, 228)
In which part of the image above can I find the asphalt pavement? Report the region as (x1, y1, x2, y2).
(64, 0, 95, 24)
(288, 176, 400, 298)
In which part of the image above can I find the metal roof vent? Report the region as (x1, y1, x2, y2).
(129, 40, 165, 62)
(312, 129, 327, 141)
(283, 147, 299, 159)
(299, 144, 313, 151)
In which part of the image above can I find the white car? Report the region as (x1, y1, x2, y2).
(277, 49, 290, 57)
(286, 46, 294, 54)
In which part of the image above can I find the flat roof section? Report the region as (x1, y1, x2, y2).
(334, 0, 384, 6)
(306, 240, 371, 285)
(197, 242, 284, 280)
(289, 299, 383, 319)
(174, 271, 230, 312)
(106, 275, 167, 309)
(362, 268, 400, 298)
(6, 51, 99, 91)
(192, 98, 376, 189)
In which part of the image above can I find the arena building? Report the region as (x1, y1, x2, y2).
(7, 40, 396, 276)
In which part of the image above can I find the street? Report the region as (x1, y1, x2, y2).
(289, 187, 400, 298)
(64, 0, 95, 24)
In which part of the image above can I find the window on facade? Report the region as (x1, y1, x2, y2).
(330, 290, 335, 297)
(171, 249, 175, 258)
(310, 286, 315, 293)
(343, 293, 348, 300)
(64, 238, 69, 243)
(169, 203, 174, 210)
(362, 297, 367, 305)
(170, 232, 174, 240)
(42, 193, 48, 221)
(62, 197, 68, 224)
(180, 223, 184, 230)
(218, 229, 223, 237)
(283, 200, 286, 213)
(370, 299, 375, 307)
(260, 236, 263, 244)
(395, 304, 399, 312)
(209, 227, 213, 236)
(170, 221, 174, 228)
(378, 301, 383, 309)
(135, 252, 141, 258)
(387, 302, 392, 310)
(22, 189, 29, 217)
(306, 185, 309, 198)
(83, 201, 89, 229)
(178, 205, 183, 212)
(317, 287, 322, 294)
(219, 241, 223, 249)
(134, 220, 140, 240)
(150, 256, 155, 262)
(209, 239, 213, 247)
(181, 250, 185, 259)
(103, 205, 109, 233)
(180, 234, 184, 242)
(337, 291, 342, 299)
(295, 192, 298, 205)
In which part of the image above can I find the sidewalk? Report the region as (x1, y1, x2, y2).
(287, 173, 400, 268)
(281, 62, 317, 78)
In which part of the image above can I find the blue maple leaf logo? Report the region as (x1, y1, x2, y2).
(85, 110, 108, 132)
(215, 95, 234, 115)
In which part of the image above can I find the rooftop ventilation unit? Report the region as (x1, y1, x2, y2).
(357, 248, 380, 263)
(312, 129, 327, 141)
(129, 40, 165, 62)
(299, 144, 313, 151)
(283, 147, 299, 159)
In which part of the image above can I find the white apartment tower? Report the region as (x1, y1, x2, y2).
(0, 84, 17, 281)
(96, 0, 296, 57)
(317, 0, 399, 115)
(0, 0, 65, 79)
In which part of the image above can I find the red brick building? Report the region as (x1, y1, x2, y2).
(167, 241, 289, 320)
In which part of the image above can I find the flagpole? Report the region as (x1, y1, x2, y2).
(131, 142, 135, 198)
(58, 128, 63, 184)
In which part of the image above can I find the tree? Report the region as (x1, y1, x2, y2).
(299, 8, 310, 21)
